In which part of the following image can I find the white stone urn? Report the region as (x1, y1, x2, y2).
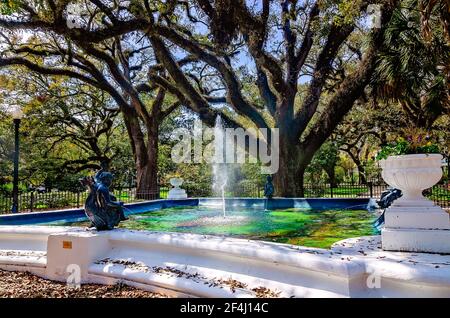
(168, 177, 187, 199)
(170, 177, 184, 188)
(380, 153, 450, 254)
(380, 154, 443, 205)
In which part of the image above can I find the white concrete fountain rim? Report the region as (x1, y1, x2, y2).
(2, 225, 450, 275)
(0, 225, 362, 276)
(1, 225, 450, 297)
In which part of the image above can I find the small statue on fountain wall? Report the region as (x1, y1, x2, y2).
(264, 175, 274, 199)
(80, 165, 127, 231)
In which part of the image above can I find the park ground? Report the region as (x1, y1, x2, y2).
(0, 269, 168, 298)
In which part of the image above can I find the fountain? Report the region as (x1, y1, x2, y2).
(212, 115, 228, 218)
(192, 115, 252, 227)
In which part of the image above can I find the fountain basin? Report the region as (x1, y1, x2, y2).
(1, 198, 377, 249)
(1, 198, 449, 297)
(1, 226, 449, 298)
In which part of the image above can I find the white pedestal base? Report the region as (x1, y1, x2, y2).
(382, 228, 450, 254)
(382, 198, 450, 253)
(167, 188, 187, 199)
(46, 231, 109, 282)
(385, 207, 450, 230)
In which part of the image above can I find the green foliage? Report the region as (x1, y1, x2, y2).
(0, 182, 26, 195)
(306, 141, 340, 184)
(373, 0, 450, 128)
(313, 142, 340, 171)
(33, 195, 72, 209)
(318, 0, 363, 26)
(376, 138, 440, 160)
(0, 0, 448, 198)
(0, 72, 134, 189)
(0, 0, 19, 15)
(0, 112, 13, 183)
(173, 163, 212, 197)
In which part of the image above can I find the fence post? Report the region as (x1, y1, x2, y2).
(30, 192, 34, 212)
(76, 191, 80, 208)
(368, 182, 373, 198)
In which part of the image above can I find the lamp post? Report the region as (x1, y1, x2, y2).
(11, 108, 23, 214)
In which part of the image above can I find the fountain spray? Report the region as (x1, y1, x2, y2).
(212, 115, 228, 217)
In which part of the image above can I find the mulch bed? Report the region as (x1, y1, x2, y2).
(0, 269, 169, 298)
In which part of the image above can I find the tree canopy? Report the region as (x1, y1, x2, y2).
(0, 0, 447, 197)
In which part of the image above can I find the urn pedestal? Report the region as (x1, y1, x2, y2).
(168, 178, 188, 199)
(380, 154, 450, 254)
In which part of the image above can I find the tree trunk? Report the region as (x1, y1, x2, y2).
(121, 108, 159, 199)
(352, 155, 366, 184)
(356, 164, 367, 185)
(273, 139, 304, 197)
(135, 152, 158, 199)
(325, 166, 337, 188)
(350, 155, 367, 184)
(144, 121, 160, 198)
(344, 149, 366, 185)
(136, 123, 159, 200)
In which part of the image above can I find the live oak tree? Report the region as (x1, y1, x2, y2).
(0, 0, 399, 196)
(0, 1, 189, 196)
(0, 109, 14, 186)
(22, 77, 123, 173)
(137, 0, 399, 196)
(0, 71, 132, 186)
(334, 99, 404, 184)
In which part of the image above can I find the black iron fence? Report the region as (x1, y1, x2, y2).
(425, 182, 450, 209)
(0, 186, 169, 214)
(221, 181, 449, 209)
(1, 181, 448, 214)
(303, 182, 388, 199)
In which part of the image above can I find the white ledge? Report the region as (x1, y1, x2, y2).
(0, 226, 450, 297)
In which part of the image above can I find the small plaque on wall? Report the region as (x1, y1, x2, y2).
(62, 241, 73, 249)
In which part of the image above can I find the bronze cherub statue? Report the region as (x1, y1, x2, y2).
(80, 169, 127, 231)
(264, 175, 274, 199)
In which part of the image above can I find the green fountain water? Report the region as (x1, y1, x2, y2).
(62, 206, 378, 249)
